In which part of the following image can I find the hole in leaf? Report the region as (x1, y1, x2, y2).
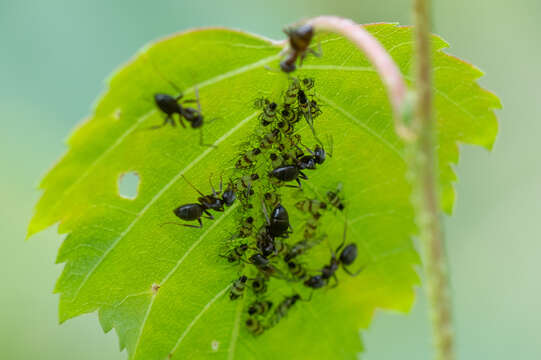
(118, 171, 139, 200)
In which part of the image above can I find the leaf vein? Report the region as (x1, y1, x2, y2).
(69, 112, 256, 303)
(168, 285, 230, 357)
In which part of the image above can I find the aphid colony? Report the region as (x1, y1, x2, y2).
(227, 77, 364, 337)
(163, 76, 362, 337)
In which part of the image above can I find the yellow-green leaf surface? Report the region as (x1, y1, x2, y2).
(29, 24, 500, 359)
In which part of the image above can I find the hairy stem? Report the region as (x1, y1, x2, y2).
(413, 1, 456, 359)
(306, 16, 416, 140)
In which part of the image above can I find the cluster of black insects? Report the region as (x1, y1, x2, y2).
(156, 24, 363, 337)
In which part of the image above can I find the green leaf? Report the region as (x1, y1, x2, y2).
(28, 24, 499, 359)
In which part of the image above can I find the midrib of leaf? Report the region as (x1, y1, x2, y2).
(29, 52, 282, 238)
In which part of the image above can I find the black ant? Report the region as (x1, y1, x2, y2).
(143, 53, 217, 147)
(161, 175, 234, 229)
(182, 174, 236, 212)
(255, 201, 291, 257)
(304, 221, 363, 289)
(151, 86, 216, 147)
(295, 143, 327, 170)
(263, 201, 292, 238)
(280, 24, 322, 73)
(256, 226, 288, 258)
(269, 164, 308, 189)
(162, 201, 213, 229)
(152, 91, 201, 129)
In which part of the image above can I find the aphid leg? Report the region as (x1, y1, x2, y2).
(181, 174, 205, 197)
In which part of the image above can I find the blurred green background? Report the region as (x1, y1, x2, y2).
(1, 0, 539, 359)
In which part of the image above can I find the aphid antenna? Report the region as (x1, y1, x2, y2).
(181, 174, 205, 197)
